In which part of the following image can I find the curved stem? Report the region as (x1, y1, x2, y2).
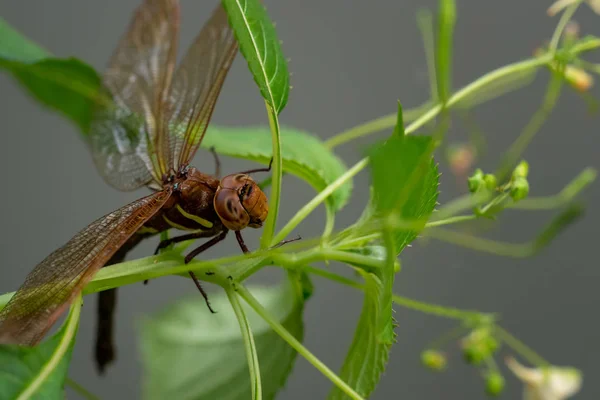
(236, 284, 365, 400)
(226, 285, 262, 400)
(260, 101, 283, 249)
(17, 294, 82, 400)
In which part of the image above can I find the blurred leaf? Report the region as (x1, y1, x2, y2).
(0, 16, 48, 61)
(140, 276, 309, 400)
(392, 102, 405, 137)
(328, 266, 394, 399)
(0, 297, 81, 400)
(204, 126, 352, 211)
(0, 17, 101, 132)
(222, 0, 290, 114)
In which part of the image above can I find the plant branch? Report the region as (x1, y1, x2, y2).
(225, 284, 262, 400)
(236, 284, 365, 400)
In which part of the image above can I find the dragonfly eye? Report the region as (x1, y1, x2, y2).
(214, 174, 269, 230)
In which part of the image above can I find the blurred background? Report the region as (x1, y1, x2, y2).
(0, 0, 598, 398)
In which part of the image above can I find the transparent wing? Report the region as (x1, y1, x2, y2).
(0, 189, 171, 345)
(166, 3, 238, 169)
(89, 0, 179, 191)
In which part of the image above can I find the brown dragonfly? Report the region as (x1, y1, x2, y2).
(0, 0, 274, 372)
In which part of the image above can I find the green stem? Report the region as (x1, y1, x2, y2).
(417, 9, 438, 102)
(508, 167, 596, 210)
(495, 326, 549, 367)
(260, 101, 283, 249)
(271, 158, 368, 246)
(324, 104, 431, 149)
(225, 285, 262, 400)
(17, 294, 82, 400)
(496, 73, 564, 180)
(305, 265, 492, 322)
(392, 295, 491, 321)
(425, 215, 477, 228)
(66, 377, 100, 400)
(425, 204, 581, 257)
(236, 284, 365, 400)
(548, 0, 583, 52)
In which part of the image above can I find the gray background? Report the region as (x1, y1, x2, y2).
(0, 0, 598, 399)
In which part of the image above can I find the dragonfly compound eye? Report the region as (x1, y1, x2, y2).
(215, 174, 269, 230)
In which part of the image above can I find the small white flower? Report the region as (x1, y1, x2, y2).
(506, 357, 582, 400)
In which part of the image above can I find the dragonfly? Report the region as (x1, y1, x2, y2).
(0, 0, 276, 373)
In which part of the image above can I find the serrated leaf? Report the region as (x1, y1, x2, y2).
(369, 134, 440, 252)
(0, 296, 81, 400)
(328, 267, 393, 400)
(203, 126, 352, 211)
(222, 0, 290, 114)
(0, 17, 101, 133)
(140, 276, 309, 400)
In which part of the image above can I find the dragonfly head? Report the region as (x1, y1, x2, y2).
(214, 173, 268, 231)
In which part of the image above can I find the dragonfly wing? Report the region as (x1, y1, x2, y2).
(89, 0, 179, 191)
(0, 189, 171, 345)
(166, 3, 238, 169)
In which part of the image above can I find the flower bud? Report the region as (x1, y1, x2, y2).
(510, 177, 530, 201)
(485, 372, 505, 397)
(421, 350, 447, 371)
(468, 169, 485, 193)
(512, 161, 529, 179)
(483, 174, 498, 191)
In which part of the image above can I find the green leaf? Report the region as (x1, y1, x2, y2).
(392, 102, 405, 137)
(0, 17, 101, 133)
(140, 277, 308, 400)
(0, 17, 49, 62)
(203, 126, 352, 212)
(221, 0, 290, 114)
(368, 134, 440, 252)
(328, 267, 393, 400)
(0, 295, 81, 400)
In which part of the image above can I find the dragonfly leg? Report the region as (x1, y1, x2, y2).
(271, 234, 302, 249)
(183, 230, 229, 312)
(154, 230, 217, 255)
(235, 230, 250, 253)
(184, 230, 228, 263)
(210, 146, 221, 178)
(239, 157, 273, 175)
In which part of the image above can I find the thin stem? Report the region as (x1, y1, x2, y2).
(17, 294, 82, 400)
(425, 215, 476, 228)
(225, 285, 262, 400)
(508, 167, 596, 210)
(260, 101, 283, 249)
(66, 377, 100, 400)
(549, 0, 583, 52)
(392, 295, 491, 321)
(495, 326, 549, 367)
(305, 265, 492, 323)
(236, 284, 365, 400)
(417, 9, 438, 102)
(496, 73, 564, 180)
(324, 104, 429, 149)
(271, 158, 368, 246)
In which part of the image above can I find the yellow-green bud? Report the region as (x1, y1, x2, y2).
(483, 174, 498, 191)
(513, 161, 529, 179)
(421, 350, 447, 371)
(468, 169, 485, 193)
(510, 177, 529, 201)
(485, 372, 505, 397)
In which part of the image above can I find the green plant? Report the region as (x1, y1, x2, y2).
(0, 0, 598, 399)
